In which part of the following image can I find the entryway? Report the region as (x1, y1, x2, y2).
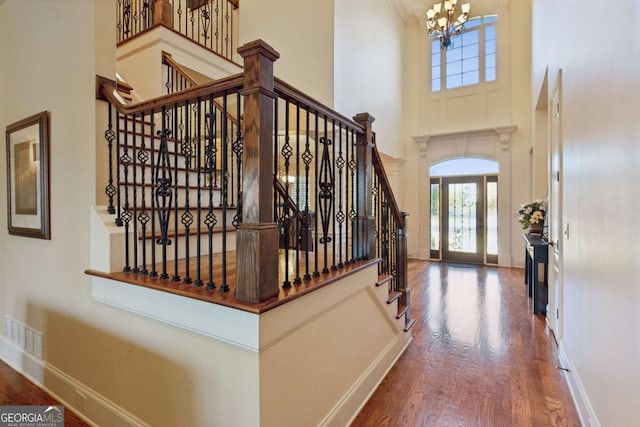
(430, 158, 498, 265)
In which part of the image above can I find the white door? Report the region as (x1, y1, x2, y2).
(548, 71, 563, 337)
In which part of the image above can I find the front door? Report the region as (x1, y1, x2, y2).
(441, 176, 484, 264)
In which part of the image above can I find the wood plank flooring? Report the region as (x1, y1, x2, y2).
(351, 260, 581, 427)
(0, 360, 89, 426)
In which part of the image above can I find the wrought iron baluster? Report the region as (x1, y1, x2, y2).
(177, 0, 183, 32)
(293, 104, 301, 285)
(195, 98, 204, 287)
(149, 111, 158, 277)
(205, 95, 218, 289)
(331, 119, 337, 271)
(215, 0, 220, 55)
(105, 105, 117, 214)
(224, 0, 230, 58)
(336, 123, 345, 269)
(172, 103, 181, 282)
(313, 111, 320, 278)
(302, 108, 312, 281)
(200, 2, 211, 42)
(181, 102, 194, 284)
(132, 114, 139, 273)
(280, 100, 292, 288)
(123, 0, 132, 39)
(155, 107, 173, 280)
(273, 96, 279, 222)
(138, 111, 150, 275)
(115, 113, 123, 226)
(121, 115, 133, 272)
(351, 130, 359, 261)
(219, 93, 229, 292)
(232, 92, 242, 229)
(318, 119, 334, 274)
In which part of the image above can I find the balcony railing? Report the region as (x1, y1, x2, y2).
(117, 0, 239, 62)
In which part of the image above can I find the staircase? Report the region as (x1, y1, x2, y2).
(92, 35, 415, 331)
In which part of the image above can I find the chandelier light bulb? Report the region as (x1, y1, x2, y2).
(426, 0, 471, 50)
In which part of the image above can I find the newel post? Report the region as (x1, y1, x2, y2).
(154, 0, 173, 27)
(235, 40, 281, 303)
(397, 211, 410, 306)
(353, 113, 376, 260)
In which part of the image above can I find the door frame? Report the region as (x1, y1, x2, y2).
(441, 175, 485, 264)
(548, 70, 564, 337)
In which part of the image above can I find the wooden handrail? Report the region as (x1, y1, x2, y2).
(371, 141, 405, 229)
(162, 52, 199, 87)
(274, 78, 365, 133)
(273, 175, 307, 224)
(161, 52, 239, 125)
(96, 73, 244, 116)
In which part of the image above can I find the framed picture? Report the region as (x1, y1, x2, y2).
(5, 111, 50, 239)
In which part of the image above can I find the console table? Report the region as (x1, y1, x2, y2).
(523, 233, 549, 314)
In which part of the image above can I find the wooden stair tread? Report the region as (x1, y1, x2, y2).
(396, 304, 409, 319)
(387, 290, 401, 304)
(404, 318, 416, 332)
(376, 274, 393, 287)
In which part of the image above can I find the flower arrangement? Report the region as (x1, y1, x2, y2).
(518, 199, 546, 230)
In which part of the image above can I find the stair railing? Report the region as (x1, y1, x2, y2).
(117, 0, 239, 63)
(371, 135, 414, 331)
(98, 73, 244, 290)
(97, 40, 411, 326)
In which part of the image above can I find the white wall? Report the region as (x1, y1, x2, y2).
(0, 2, 261, 426)
(239, 0, 335, 106)
(334, 0, 405, 160)
(401, 0, 532, 265)
(532, 0, 640, 425)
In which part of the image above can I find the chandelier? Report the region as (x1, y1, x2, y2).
(426, 0, 471, 50)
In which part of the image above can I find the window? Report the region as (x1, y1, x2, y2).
(431, 15, 498, 92)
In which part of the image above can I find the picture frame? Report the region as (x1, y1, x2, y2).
(5, 111, 51, 239)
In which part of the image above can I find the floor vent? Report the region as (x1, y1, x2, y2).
(3, 315, 44, 360)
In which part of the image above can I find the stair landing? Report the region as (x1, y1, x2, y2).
(86, 251, 379, 314)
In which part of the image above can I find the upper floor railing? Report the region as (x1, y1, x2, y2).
(117, 0, 239, 62)
(97, 39, 412, 328)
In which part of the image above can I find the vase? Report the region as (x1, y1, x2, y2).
(529, 222, 543, 234)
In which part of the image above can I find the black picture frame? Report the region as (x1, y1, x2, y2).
(5, 111, 51, 239)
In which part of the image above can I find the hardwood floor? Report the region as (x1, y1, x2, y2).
(351, 260, 581, 427)
(0, 360, 89, 426)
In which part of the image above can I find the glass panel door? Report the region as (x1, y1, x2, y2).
(442, 176, 484, 263)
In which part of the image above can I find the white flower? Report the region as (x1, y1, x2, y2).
(525, 207, 532, 214)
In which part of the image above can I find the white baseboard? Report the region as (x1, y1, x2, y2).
(320, 333, 412, 427)
(558, 339, 601, 427)
(0, 335, 147, 427)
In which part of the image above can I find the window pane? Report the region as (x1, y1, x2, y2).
(486, 67, 496, 81)
(446, 74, 462, 89)
(432, 52, 441, 67)
(462, 43, 479, 58)
(485, 24, 496, 41)
(431, 183, 440, 251)
(486, 181, 498, 255)
(462, 29, 479, 45)
(432, 77, 441, 92)
(463, 57, 479, 72)
(446, 60, 462, 76)
(486, 53, 496, 68)
(462, 71, 479, 85)
(447, 46, 462, 62)
(485, 38, 496, 55)
(465, 17, 481, 29)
